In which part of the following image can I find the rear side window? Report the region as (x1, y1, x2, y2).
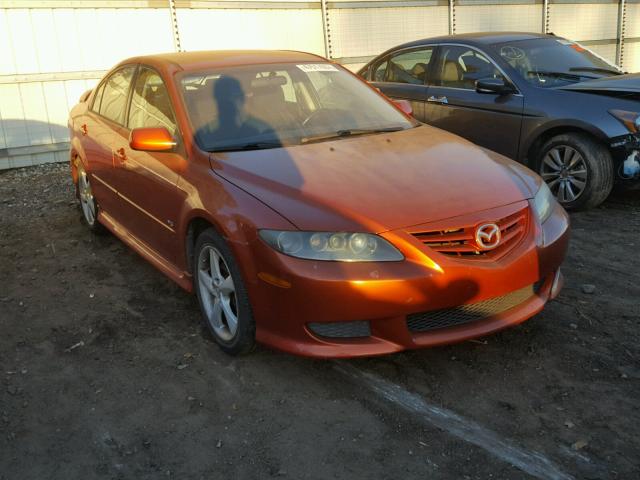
(386, 48, 434, 85)
(98, 66, 136, 125)
(128, 67, 177, 135)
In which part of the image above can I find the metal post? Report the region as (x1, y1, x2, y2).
(168, 0, 183, 52)
(542, 0, 549, 34)
(616, 0, 627, 68)
(321, 0, 332, 58)
(448, 0, 455, 35)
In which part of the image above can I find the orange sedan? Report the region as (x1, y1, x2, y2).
(68, 50, 569, 357)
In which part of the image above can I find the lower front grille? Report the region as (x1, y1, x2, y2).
(308, 321, 371, 339)
(406, 285, 535, 333)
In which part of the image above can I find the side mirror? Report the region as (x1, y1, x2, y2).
(129, 127, 176, 152)
(393, 99, 413, 117)
(476, 77, 514, 95)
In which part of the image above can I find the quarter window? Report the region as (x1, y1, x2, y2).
(386, 48, 434, 85)
(436, 46, 502, 89)
(372, 60, 388, 82)
(90, 81, 106, 113)
(98, 66, 136, 125)
(128, 67, 177, 134)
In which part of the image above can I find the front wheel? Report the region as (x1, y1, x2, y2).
(194, 228, 255, 355)
(536, 133, 613, 210)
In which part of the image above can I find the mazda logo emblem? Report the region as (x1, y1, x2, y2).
(475, 223, 501, 250)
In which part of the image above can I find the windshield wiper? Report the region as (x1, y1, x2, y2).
(528, 70, 597, 80)
(300, 126, 406, 145)
(569, 66, 623, 76)
(209, 141, 282, 152)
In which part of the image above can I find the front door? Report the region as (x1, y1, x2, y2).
(424, 45, 524, 160)
(115, 66, 187, 264)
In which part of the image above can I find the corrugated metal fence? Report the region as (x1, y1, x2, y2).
(0, 0, 637, 170)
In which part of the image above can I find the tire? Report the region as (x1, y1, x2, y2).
(535, 133, 613, 210)
(76, 162, 106, 234)
(193, 228, 255, 355)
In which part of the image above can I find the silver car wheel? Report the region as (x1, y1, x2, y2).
(78, 170, 97, 226)
(197, 245, 238, 342)
(540, 145, 588, 203)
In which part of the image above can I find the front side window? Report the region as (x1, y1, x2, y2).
(180, 63, 416, 152)
(435, 46, 502, 89)
(386, 48, 434, 85)
(492, 37, 622, 88)
(128, 67, 177, 135)
(98, 66, 136, 125)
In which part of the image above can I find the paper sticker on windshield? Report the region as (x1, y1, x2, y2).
(297, 64, 339, 73)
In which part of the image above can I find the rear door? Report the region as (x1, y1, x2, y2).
(116, 66, 187, 263)
(424, 45, 524, 159)
(83, 65, 137, 216)
(368, 46, 437, 122)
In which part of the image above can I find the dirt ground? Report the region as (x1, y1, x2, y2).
(1, 162, 638, 480)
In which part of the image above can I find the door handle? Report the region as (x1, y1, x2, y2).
(114, 147, 127, 163)
(80, 124, 88, 136)
(427, 95, 448, 104)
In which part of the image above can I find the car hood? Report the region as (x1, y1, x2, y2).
(557, 73, 640, 93)
(210, 125, 541, 233)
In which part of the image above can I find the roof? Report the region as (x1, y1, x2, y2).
(393, 32, 555, 51)
(119, 50, 327, 73)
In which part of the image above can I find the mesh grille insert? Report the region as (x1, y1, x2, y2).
(407, 285, 535, 333)
(308, 321, 371, 339)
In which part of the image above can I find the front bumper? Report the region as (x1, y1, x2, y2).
(245, 201, 570, 358)
(611, 133, 640, 182)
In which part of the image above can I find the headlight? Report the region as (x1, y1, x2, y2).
(259, 230, 404, 262)
(531, 182, 555, 224)
(609, 109, 640, 134)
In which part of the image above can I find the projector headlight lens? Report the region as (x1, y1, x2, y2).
(259, 230, 403, 262)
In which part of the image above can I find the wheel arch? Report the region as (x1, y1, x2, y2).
(69, 137, 89, 185)
(522, 121, 610, 168)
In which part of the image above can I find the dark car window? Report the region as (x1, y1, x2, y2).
(98, 66, 136, 125)
(385, 48, 434, 85)
(435, 46, 502, 89)
(493, 37, 622, 88)
(128, 67, 178, 135)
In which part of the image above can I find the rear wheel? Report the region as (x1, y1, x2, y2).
(536, 133, 613, 210)
(76, 162, 106, 234)
(194, 228, 255, 355)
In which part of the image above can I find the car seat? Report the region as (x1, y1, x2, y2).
(442, 60, 463, 87)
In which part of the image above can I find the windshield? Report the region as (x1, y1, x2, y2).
(180, 63, 415, 152)
(492, 37, 623, 88)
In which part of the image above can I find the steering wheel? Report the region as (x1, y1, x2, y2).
(500, 45, 525, 61)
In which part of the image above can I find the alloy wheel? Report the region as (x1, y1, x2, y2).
(197, 245, 239, 342)
(540, 145, 588, 203)
(78, 171, 97, 225)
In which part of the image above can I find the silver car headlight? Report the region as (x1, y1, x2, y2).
(531, 182, 555, 224)
(259, 230, 404, 262)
